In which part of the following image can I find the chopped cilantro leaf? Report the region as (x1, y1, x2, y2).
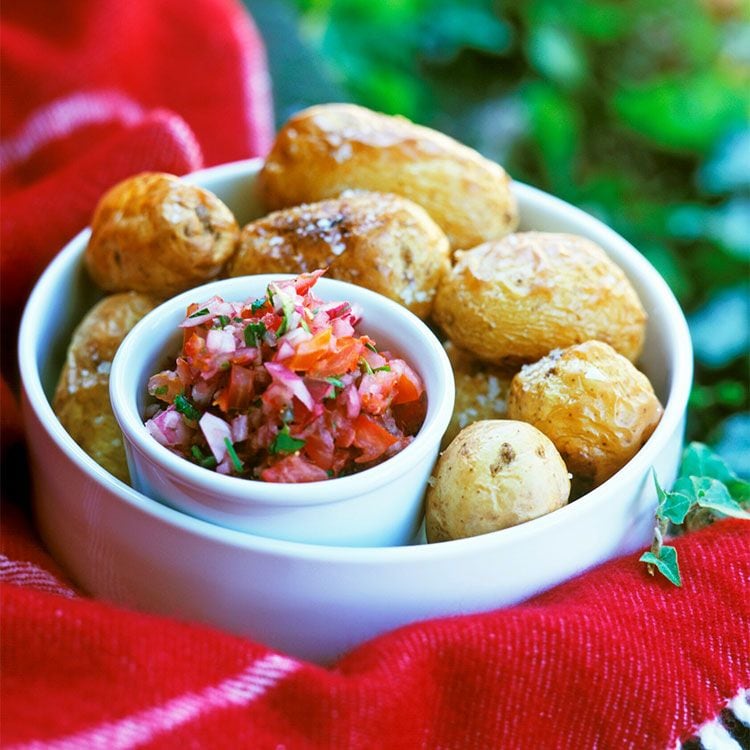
(365, 342, 378, 353)
(174, 394, 201, 422)
(191, 445, 216, 468)
(270, 424, 306, 454)
(244, 321, 266, 347)
(217, 315, 230, 328)
(188, 307, 209, 318)
(251, 297, 267, 312)
(224, 438, 244, 472)
(373, 365, 391, 373)
(359, 358, 374, 375)
(324, 376, 345, 388)
(152, 385, 168, 396)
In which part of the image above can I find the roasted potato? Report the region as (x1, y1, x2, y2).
(507, 341, 663, 486)
(53, 292, 158, 482)
(228, 191, 450, 319)
(259, 103, 518, 251)
(442, 341, 513, 448)
(85, 172, 239, 297)
(426, 420, 570, 542)
(433, 232, 647, 366)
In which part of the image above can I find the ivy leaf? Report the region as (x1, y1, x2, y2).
(681, 442, 738, 484)
(640, 547, 681, 587)
(656, 474, 694, 525)
(689, 476, 750, 520)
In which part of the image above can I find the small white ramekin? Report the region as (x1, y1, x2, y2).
(110, 275, 455, 547)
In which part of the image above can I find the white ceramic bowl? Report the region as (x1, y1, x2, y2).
(110, 274, 454, 546)
(18, 158, 692, 663)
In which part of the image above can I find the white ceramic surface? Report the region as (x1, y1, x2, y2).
(18, 158, 692, 664)
(110, 274, 454, 546)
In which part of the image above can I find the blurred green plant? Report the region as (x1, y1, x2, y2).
(281, 0, 749, 473)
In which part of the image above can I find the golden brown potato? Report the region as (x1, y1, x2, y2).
(433, 232, 647, 366)
(507, 341, 663, 486)
(426, 420, 570, 542)
(85, 172, 239, 297)
(442, 341, 513, 448)
(228, 191, 450, 319)
(259, 103, 518, 251)
(53, 292, 158, 482)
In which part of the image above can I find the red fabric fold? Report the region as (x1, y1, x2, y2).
(1, 1, 748, 748)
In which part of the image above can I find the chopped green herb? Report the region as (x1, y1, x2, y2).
(373, 365, 391, 373)
(191, 445, 216, 468)
(244, 321, 266, 347)
(251, 297, 267, 312)
(324, 376, 345, 388)
(359, 358, 374, 375)
(224, 438, 244, 472)
(188, 307, 209, 318)
(152, 385, 168, 396)
(270, 424, 306, 454)
(326, 469, 334, 477)
(217, 315, 230, 328)
(219, 361, 231, 370)
(233, 316, 243, 323)
(365, 342, 378, 353)
(174, 394, 201, 422)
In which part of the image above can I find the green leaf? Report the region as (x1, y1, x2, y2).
(224, 438, 244, 472)
(244, 321, 266, 347)
(689, 476, 750, 520)
(174, 394, 201, 422)
(269, 424, 306, 455)
(657, 475, 694, 525)
(640, 547, 682, 587)
(681, 442, 738, 484)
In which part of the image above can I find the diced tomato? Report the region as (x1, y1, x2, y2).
(352, 414, 399, 463)
(392, 393, 427, 435)
(215, 365, 255, 413)
(184, 332, 205, 359)
(260, 454, 328, 483)
(293, 269, 326, 295)
(390, 359, 424, 405)
(358, 370, 398, 415)
(302, 428, 335, 470)
(287, 328, 332, 371)
(310, 337, 364, 378)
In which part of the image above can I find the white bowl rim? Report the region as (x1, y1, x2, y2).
(18, 157, 693, 563)
(109, 273, 455, 507)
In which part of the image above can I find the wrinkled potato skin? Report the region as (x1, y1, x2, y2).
(259, 103, 518, 251)
(434, 232, 647, 367)
(442, 342, 513, 448)
(85, 173, 239, 296)
(228, 191, 450, 319)
(53, 292, 158, 483)
(507, 341, 663, 486)
(426, 420, 570, 542)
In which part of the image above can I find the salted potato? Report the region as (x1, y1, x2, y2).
(259, 103, 518, 251)
(228, 191, 450, 319)
(85, 172, 239, 297)
(53, 292, 158, 482)
(507, 341, 663, 486)
(426, 420, 570, 543)
(433, 232, 647, 366)
(442, 341, 512, 448)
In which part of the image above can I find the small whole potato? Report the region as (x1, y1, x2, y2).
(53, 292, 158, 482)
(228, 191, 450, 319)
(433, 232, 647, 366)
(85, 172, 239, 297)
(507, 340, 663, 486)
(442, 341, 513, 448)
(426, 420, 570, 543)
(259, 103, 518, 251)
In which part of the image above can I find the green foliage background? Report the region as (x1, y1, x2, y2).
(247, 0, 750, 475)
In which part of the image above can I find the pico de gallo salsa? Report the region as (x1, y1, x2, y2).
(144, 271, 426, 483)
